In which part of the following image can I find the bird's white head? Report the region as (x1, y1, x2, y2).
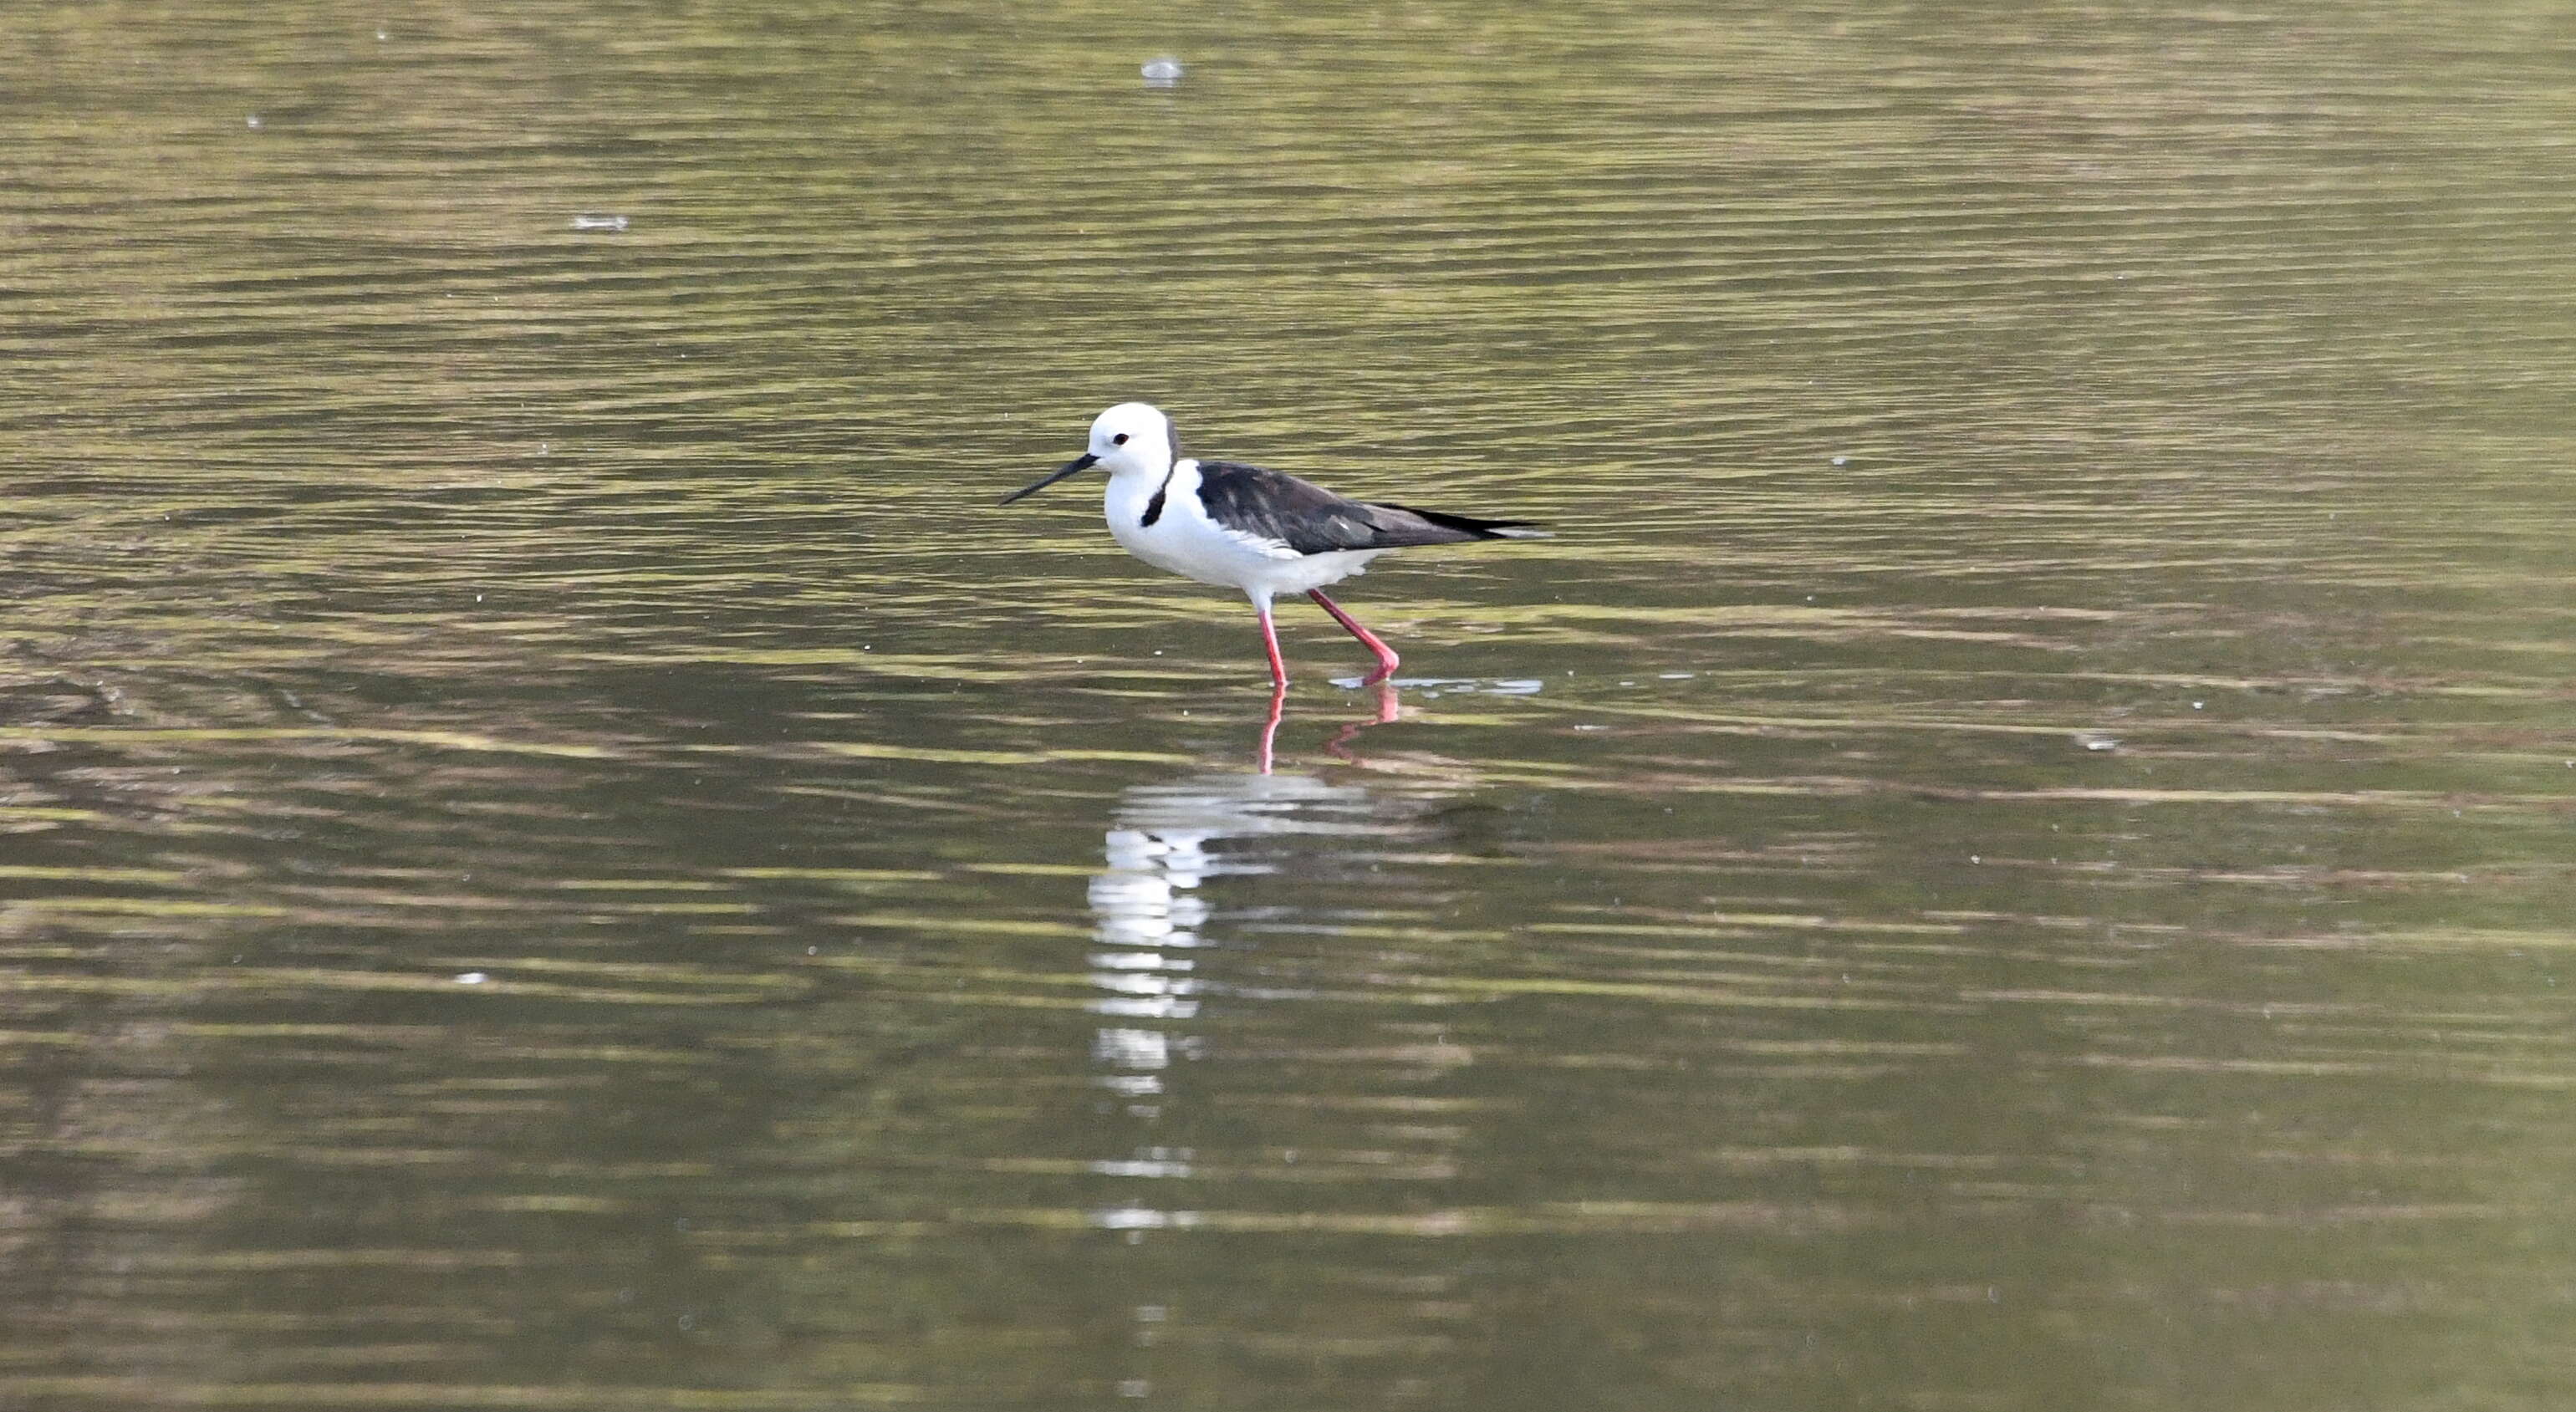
(1086, 401, 1177, 477)
(1000, 402, 1179, 505)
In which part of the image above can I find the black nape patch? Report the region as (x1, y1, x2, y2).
(1140, 470, 1176, 528)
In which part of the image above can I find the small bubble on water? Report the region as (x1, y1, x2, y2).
(1830, 454, 1849, 466)
(245, 114, 263, 130)
(455, 971, 488, 985)
(1141, 57, 1183, 85)
(570, 213, 630, 232)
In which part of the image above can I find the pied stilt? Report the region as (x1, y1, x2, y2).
(1002, 402, 1542, 689)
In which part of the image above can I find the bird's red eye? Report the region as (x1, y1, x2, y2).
(1112, 433, 1130, 445)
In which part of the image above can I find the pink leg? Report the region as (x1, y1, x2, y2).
(1308, 589, 1400, 686)
(1256, 600, 1289, 691)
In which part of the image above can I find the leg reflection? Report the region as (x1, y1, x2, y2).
(1254, 680, 1405, 772)
(1255, 682, 1287, 775)
(1324, 680, 1402, 764)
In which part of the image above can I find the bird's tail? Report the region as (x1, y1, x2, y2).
(1386, 506, 1551, 540)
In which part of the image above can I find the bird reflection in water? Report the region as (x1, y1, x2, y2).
(1076, 762, 1464, 1398)
(1083, 769, 1410, 1113)
(1255, 677, 1401, 774)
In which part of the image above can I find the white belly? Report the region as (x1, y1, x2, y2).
(1104, 463, 1380, 602)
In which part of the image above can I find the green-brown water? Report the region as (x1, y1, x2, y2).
(5, 3, 2573, 1409)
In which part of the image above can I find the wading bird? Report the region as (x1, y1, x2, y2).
(1002, 402, 1541, 689)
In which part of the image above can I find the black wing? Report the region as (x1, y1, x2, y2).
(1192, 460, 1542, 557)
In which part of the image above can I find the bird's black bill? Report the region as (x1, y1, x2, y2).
(1000, 453, 1097, 505)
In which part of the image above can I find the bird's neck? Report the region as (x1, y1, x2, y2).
(1107, 457, 1185, 487)
(1103, 460, 1190, 526)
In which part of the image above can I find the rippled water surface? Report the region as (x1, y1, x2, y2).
(6, 3, 2575, 1409)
